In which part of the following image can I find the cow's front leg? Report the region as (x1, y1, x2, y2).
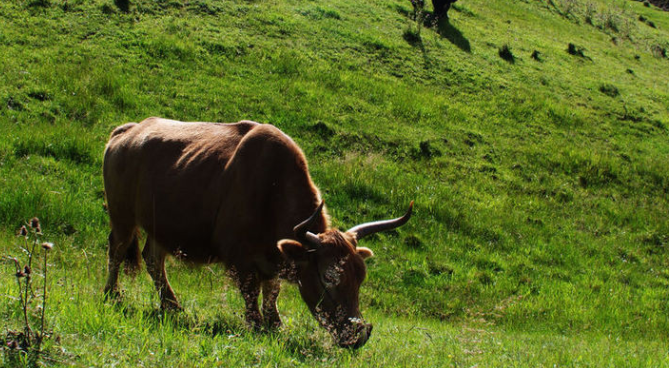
(262, 278, 282, 330)
(238, 271, 262, 330)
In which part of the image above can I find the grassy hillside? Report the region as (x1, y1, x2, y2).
(1, 0, 669, 366)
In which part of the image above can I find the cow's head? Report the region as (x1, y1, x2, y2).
(278, 201, 413, 349)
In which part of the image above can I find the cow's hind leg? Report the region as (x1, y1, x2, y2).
(261, 278, 282, 329)
(104, 226, 139, 300)
(142, 237, 181, 310)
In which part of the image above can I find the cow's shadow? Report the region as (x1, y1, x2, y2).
(115, 303, 247, 337)
(143, 308, 250, 337)
(400, 5, 471, 53)
(433, 18, 471, 53)
(118, 304, 335, 358)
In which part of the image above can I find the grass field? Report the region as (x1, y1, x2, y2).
(1, 0, 669, 366)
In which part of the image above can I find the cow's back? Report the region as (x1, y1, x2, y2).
(103, 118, 325, 270)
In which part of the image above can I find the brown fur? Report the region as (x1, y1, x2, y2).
(102, 117, 376, 347)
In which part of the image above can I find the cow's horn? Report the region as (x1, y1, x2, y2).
(293, 201, 324, 249)
(347, 201, 414, 241)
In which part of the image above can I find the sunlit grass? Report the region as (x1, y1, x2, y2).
(1, 0, 669, 366)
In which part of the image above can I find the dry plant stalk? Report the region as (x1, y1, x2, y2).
(4, 217, 55, 356)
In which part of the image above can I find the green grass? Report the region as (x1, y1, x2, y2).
(1, 237, 667, 367)
(1, 0, 669, 366)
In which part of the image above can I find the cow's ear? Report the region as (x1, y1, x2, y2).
(357, 247, 374, 260)
(278, 239, 309, 264)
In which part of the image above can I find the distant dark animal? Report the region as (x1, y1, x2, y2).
(647, 0, 669, 11)
(102, 117, 413, 349)
(411, 0, 458, 19)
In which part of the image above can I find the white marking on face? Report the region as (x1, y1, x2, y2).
(323, 257, 347, 288)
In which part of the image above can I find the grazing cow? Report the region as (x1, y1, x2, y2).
(412, 0, 458, 19)
(102, 117, 413, 349)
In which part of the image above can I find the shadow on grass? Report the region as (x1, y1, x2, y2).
(279, 330, 345, 362)
(403, 28, 424, 50)
(107, 300, 337, 358)
(114, 0, 129, 12)
(434, 18, 471, 53)
(121, 305, 318, 338)
(28, 0, 50, 7)
(109, 301, 248, 336)
(141, 308, 252, 337)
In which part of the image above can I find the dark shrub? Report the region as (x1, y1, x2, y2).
(499, 44, 515, 63)
(599, 84, 620, 98)
(567, 43, 587, 58)
(531, 50, 542, 61)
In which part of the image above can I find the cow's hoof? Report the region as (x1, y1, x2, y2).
(246, 315, 264, 332)
(264, 318, 282, 331)
(103, 289, 123, 303)
(160, 300, 183, 312)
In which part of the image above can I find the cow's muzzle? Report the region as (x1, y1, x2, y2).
(337, 321, 372, 349)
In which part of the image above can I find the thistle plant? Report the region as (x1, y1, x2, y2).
(3, 217, 54, 359)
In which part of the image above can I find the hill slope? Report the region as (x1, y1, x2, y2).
(1, 0, 669, 366)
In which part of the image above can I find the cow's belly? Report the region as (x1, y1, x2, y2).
(134, 160, 225, 263)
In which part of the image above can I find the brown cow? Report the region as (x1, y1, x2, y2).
(102, 117, 413, 349)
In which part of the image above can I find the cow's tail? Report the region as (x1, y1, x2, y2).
(123, 229, 142, 277)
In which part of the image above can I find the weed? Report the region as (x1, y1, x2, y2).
(2, 219, 55, 365)
(410, 0, 425, 20)
(408, 0, 426, 42)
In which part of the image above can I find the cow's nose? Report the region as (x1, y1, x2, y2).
(356, 323, 372, 348)
(339, 323, 372, 349)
